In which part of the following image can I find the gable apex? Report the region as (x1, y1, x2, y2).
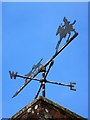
(10, 96, 87, 120)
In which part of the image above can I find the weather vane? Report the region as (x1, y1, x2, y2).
(9, 17, 78, 99)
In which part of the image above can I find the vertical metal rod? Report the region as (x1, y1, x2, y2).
(42, 82, 45, 97)
(42, 72, 46, 97)
(34, 83, 43, 99)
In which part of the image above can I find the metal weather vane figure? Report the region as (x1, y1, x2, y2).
(24, 58, 43, 83)
(9, 17, 78, 99)
(56, 17, 76, 52)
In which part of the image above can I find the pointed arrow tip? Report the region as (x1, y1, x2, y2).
(12, 96, 14, 98)
(12, 94, 17, 98)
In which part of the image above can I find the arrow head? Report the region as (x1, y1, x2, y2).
(12, 90, 20, 98)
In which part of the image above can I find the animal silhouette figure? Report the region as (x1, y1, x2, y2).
(56, 17, 76, 52)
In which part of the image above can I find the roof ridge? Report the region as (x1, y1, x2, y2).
(10, 96, 86, 120)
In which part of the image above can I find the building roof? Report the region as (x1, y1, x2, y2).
(10, 96, 87, 120)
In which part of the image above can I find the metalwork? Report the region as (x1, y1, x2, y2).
(56, 17, 76, 52)
(9, 17, 78, 99)
(24, 58, 43, 83)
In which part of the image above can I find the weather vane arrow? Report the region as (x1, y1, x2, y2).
(9, 17, 78, 99)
